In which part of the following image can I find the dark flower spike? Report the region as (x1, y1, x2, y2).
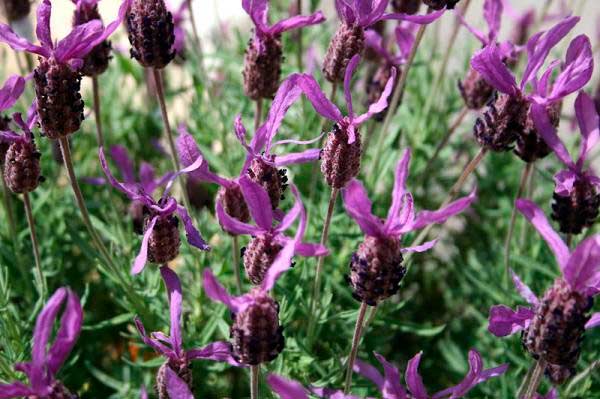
(241, 0, 325, 99)
(135, 266, 239, 398)
(98, 146, 209, 275)
(489, 199, 600, 383)
(217, 175, 328, 285)
(0, 287, 82, 398)
(532, 91, 600, 234)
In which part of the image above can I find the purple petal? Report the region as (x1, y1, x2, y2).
(381, 9, 445, 24)
(354, 67, 397, 126)
(134, 317, 173, 357)
(341, 179, 384, 237)
(433, 349, 483, 398)
(547, 35, 593, 103)
(476, 363, 509, 384)
(575, 91, 600, 167)
(386, 192, 415, 236)
(99, 147, 141, 201)
(456, 9, 486, 44)
(92, 0, 133, 45)
(344, 55, 361, 119)
(261, 239, 295, 292)
(132, 216, 157, 275)
(335, 0, 356, 25)
(36, 0, 52, 49)
(353, 359, 383, 389)
(483, 0, 503, 42)
(216, 200, 261, 236)
(294, 242, 328, 257)
(402, 189, 476, 233)
(176, 205, 210, 251)
(54, 20, 104, 62)
(160, 266, 183, 357)
(585, 312, 600, 329)
(0, 23, 49, 57)
(298, 74, 343, 122)
(0, 75, 26, 111)
(139, 163, 157, 194)
(373, 353, 408, 399)
(202, 269, 251, 313)
(140, 385, 148, 399)
(401, 239, 437, 253)
(405, 352, 429, 399)
(242, 0, 269, 32)
(270, 11, 326, 35)
(395, 25, 415, 60)
(470, 44, 518, 95)
(165, 366, 194, 399)
(510, 270, 538, 306)
(385, 149, 410, 230)
(109, 145, 136, 184)
(239, 175, 273, 230)
(274, 149, 321, 167)
(276, 188, 302, 233)
(267, 373, 309, 399)
(0, 382, 34, 398)
(187, 341, 241, 366)
(530, 102, 575, 169)
(234, 114, 254, 155)
(46, 289, 82, 376)
(563, 235, 600, 294)
(488, 305, 534, 337)
(553, 169, 577, 197)
(515, 199, 570, 270)
(365, 30, 394, 64)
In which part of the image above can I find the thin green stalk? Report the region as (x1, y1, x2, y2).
(92, 76, 105, 147)
(516, 363, 535, 399)
(23, 192, 46, 297)
(522, 359, 546, 399)
(250, 365, 259, 399)
(255, 98, 263, 132)
(232, 235, 243, 294)
(344, 301, 369, 394)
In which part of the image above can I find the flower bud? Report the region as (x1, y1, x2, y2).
(458, 68, 495, 110)
(0, 0, 30, 23)
(243, 35, 283, 100)
(323, 23, 365, 83)
(243, 232, 283, 285)
(73, 4, 112, 77)
(423, 0, 460, 10)
(247, 157, 288, 210)
(551, 179, 600, 235)
(321, 121, 361, 189)
(391, 0, 421, 14)
(217, 185, 251, 225)
(145, 215, 181, 264)
(156, 361, 193, 399)
(3, 136, 42, 194)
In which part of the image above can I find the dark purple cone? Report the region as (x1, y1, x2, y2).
(72, 4, 112, 77)
(156, 361, 193, 399)
(0, 0, 30, 22)
(365, 64, 399, 121)
(514, 102, 561, 163)
(458, 67, 495, 110)
(186, 178, 214, 211)
(217, 185, 251, 224)
(391, 0, 421, 14)
(33, 57, 85, 139)
(243, 34, 283, 100)
(243, 232, 283, 285)
(473, 93, 527, 152)
(321, 122, 361, 189)
(551, 179, 600, 235)
(346, 236, 405, 306)
(3, 136, 42, 194)
(230, 289, 284, 365)
(522, 279, 593, 384)
(323, 23, 365, 83)
(423, 0, 460, 10)
(247, 157, 288, 210)
(41, 381, 79, 399)
(545, 363, 576, 386)
(145, 215, 181, 264)
(0, 115, 11, 165)
(126, 0, 175, 69)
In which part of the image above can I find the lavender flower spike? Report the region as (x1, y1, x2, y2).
(343, 148, 476, 305)
(488, 199, 600, 384)
(98, 146, 209, 275)
(531, 91, 600, 235)
(300, 54, 397, 188)
(0, 74, 28, 161)
(217, 175, 328, 286)
(0, 287, 83, 398)
(135, 266, 239, 398)
(242, 0, 325, 100)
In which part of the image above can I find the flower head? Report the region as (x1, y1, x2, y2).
(0, 288, 83, 398)
(99, 146, 209, 275)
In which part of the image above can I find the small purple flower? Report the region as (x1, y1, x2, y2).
(135, 266, 239, 397)
(98, 146, 209, 275)
(0, 287, 83, 398)
(169, 0, 188, 57)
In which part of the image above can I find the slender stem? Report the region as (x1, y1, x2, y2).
(232, 235, 243, 294)
(250, 365, 259, 399)
(344, 301, 369, 394)
(254, 98, 263, 132)
(516, 362, 535, 399)
(296, 0, 303, 71)
(186, 0, 201, 48)
(567, 234, 573, 249)
(504, 163, 533, 283)
(519, 169, 535, 245)
(307, 188, 339, 341)
(92, 76, 105, 147)
(522, 359, 546, 399)
(23, 192, 46, 297)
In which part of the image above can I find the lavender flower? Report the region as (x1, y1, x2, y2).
(488, 199, 600, 384)
(70, 0, 113, 77)
(531, 91, 600, 235)
(217, 175, 327, 285)
(300, 54, 396, 188)
(470, 16, 593, 159)
(342, 148, 476, 305)
(98, 146, 209, 275)
(0, 74, 27, 161)
(0, 287, 83, 398)
(135, 266, 239, 398)
(0, 0, 130, 138)
(241, 0, 325, 100)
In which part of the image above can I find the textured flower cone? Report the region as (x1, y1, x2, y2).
(73, 5, 112, 77)
(423, 0, 460, 10)
(3, 139, 42, 194)
(522, 279, 593, 384)
(247, 157, 288, 210)
(243, 232, 283, 285)
(473, 93, 527, 152)
(217, 185, 251, 223)
(551, 180, 600, 235)
(323, 23, 365, 83)
(458, 67, 495, 110)
(156, 361, 193, 399)
(366, 64, 399, 122)
(346, 235, 405, 306)
(33, 58, 84, 139)
(0, 0, 30, 23)
(514, 102, 561, 163)
(186, 178, 214, 211)
(321, 122, 361, 189)
(391, 0, 421, 14)
(129, 200, 147, 235)
(145, 215, 181, 264)
(242, 35, 283, 100)
(126, 0, 175, 69)
(43, 381, 78, 399)
(230, 289, 284, 365)
(0, 115, 10, 165)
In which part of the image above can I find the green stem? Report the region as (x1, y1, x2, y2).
(92, 76, 105, 147)
(522, 359, 546, 399)
(343, 301, 369, 394)
(250, 365, 259, 399)
(23, 192, 46, 297)
(254, 98, 263, 132)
